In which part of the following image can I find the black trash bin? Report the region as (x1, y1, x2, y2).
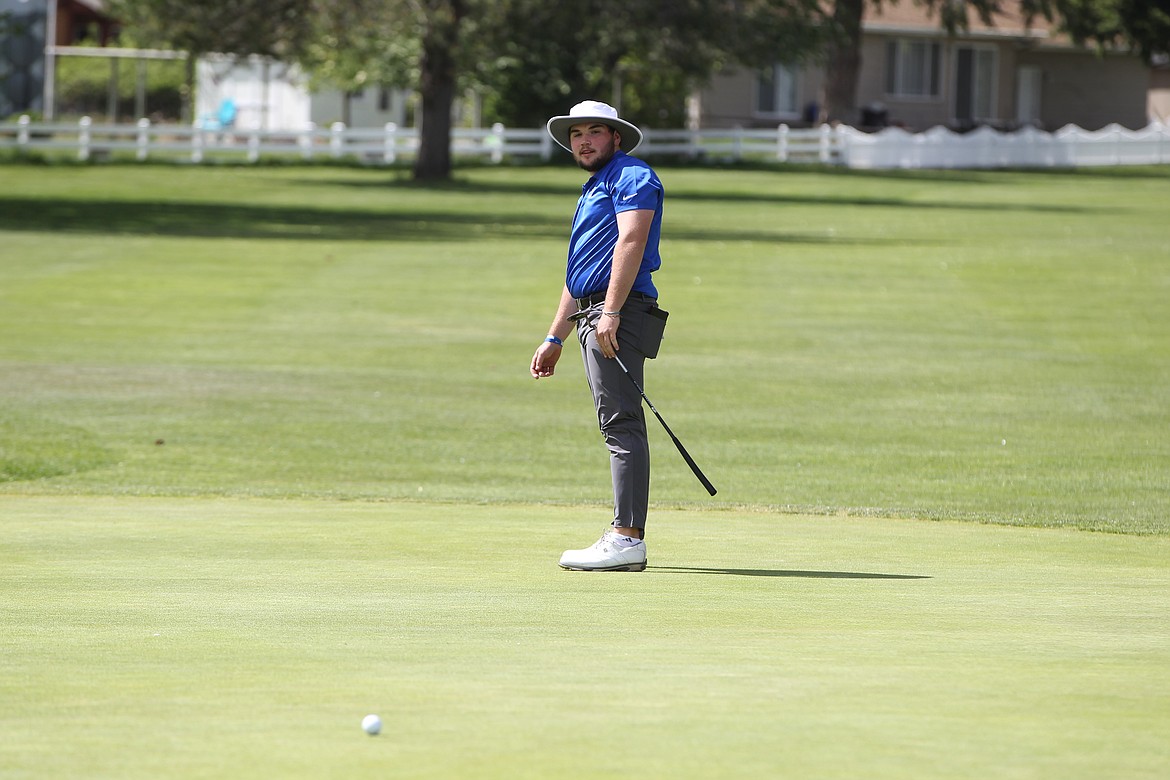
(860, 102, 889, 128)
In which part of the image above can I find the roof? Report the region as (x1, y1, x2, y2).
(863, 1, 1058, 42)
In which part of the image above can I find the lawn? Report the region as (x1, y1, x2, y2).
(1, 163, 1167, 531)
(3, 497, 1168, 779)
(1, 161, 1168, 777)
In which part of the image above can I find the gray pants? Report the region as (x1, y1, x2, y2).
(575, 299, 658, 533)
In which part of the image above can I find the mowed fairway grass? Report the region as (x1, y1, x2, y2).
(1, 162, 1168, 778)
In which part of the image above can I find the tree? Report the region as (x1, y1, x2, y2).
(822, 0, 864, 125)
(297, 0, 418, 126)
(307, 0, 477, 180)
(1037, 0, 1170, 63)
(310, 0, 831, 178)
(116, 1, 828, 178)
(414, 0, 466, 180)
(110, 0, 317, 122)
(475, 0, 830, 129)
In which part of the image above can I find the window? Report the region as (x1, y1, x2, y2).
(955, 47, 997, 122)
(756, 64, 798, 116)
(885, 40, 941, 98)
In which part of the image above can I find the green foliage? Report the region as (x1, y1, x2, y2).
(475, 0, 830, 127)
(53, 52, 185, 120)
(300, 0, 832, 132)
(108, 0, 318, 59)
(1038, 0, 1170, 63)
(298, 0, 419, 93)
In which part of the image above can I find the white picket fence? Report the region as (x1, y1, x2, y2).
(0, 116, 839, 165)
(840, 122, 1170, 169)
(2, 114, 1169, 168)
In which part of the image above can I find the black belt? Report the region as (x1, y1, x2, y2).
(575, 291, 656, 310)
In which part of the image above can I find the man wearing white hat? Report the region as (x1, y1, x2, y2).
(530, 100, 667, 572)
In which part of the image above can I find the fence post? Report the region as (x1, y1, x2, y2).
(136, 118, 150, 161)
(384, 123, 398, 164)
(78, 116, 92, 161)
(777, 124, 789, 162)
(18, 114, 30, 147)
(836, 125, 852, 168)
(819, 124, 831, 163)
(540, 131, 553, 161)
(330, 122, 346, 159)
(833, 124, 844, 165)
(489, 122, 505, 164)
(733, 126, 744, 161)
(299, 123, 315, 161)
(248, 131, 260, 163)
(191, 124, 204, 163)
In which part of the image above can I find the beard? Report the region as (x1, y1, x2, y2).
(576, 146, 616, 172)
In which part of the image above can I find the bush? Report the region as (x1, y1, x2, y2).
(54, 52, 185, 122)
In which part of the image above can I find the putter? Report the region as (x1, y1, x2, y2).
(612, 350, 718, 496)
(573, 313, 717, 496)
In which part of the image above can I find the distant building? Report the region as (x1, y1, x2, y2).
(691, 1, 1169, 132)
(194, 54, 412, 132)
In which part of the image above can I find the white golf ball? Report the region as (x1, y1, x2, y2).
(362, 714, 382, 735)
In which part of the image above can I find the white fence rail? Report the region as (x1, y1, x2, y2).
(2, 115, 1168, 168)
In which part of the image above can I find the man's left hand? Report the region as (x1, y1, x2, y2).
(595, 313, 620, 358)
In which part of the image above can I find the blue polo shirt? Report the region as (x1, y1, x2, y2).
(565, 151, 663, 299)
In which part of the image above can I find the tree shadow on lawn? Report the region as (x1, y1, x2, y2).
(0, 196, 560, 242)
(651, 565, 931, 579)
(293, 174, 1101, 214)
(0, 195, 937, 246)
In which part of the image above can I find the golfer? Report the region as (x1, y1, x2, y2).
(530, 100, 666, 572)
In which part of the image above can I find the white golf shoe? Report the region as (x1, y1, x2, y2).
(559, 530, 647, 572)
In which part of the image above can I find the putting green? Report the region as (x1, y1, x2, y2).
(3, 496, 1166, 779)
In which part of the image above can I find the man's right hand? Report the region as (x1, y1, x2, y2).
(531, 341, 562, 378)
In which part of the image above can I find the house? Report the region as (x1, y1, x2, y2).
(692, 1, 1168, 132)
(54, 0, 116, 45)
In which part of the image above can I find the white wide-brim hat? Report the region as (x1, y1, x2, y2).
(546, 100, 644, 154)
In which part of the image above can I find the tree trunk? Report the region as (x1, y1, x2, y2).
(823, 0, 865, 125)
(413, 0, 465, 181)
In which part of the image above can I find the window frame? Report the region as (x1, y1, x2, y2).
(954, 44, 999, 123)
(754, 63, 801, 119)
(884, 38, 943, 101)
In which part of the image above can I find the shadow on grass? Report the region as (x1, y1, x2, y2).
(0, 196, 562, 242)
(291, 175, 1098, 213)
(0, 195, 936, 245)
(650, 565, 931, 580)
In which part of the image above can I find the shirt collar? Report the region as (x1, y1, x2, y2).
(582, 150, 628, 192)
